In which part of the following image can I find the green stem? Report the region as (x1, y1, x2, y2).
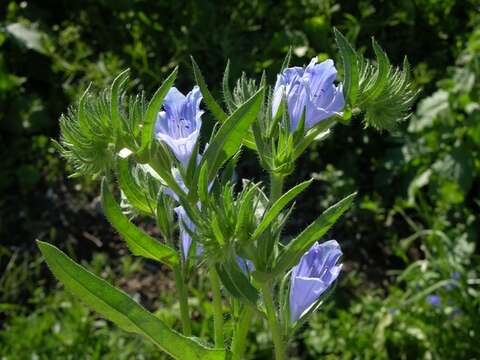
(270, 173, 284, 203)
(231, 306, 255, 359)
(173, 264, 191, 336)
(260, 282, 285, 360)
(208, 263, 224, 347)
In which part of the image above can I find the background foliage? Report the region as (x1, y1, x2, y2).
(1, 0, 479, 358)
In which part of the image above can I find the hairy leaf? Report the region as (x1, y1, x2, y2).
(140, 67, 178, 153)
(37, 241, 226, 360)
(101, 179, 178, 267)
(200, 87, 264, 182)
(191, 57, 228, 122)
(252, 179, 313, 241)
(334, 28, 358, 105)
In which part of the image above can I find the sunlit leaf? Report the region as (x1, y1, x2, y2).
(101, 179, 178, 267)
(37, 241, 226, 360)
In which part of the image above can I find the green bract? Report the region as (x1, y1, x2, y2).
(334, 28, 418, 131)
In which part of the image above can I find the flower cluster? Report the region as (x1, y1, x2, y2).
(45, 33, 415, 360)
(154, 57, 345, 324)
(272, 58, 344, 131)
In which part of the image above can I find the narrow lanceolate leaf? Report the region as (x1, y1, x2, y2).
(200, 87, 265, 182)
(251, 179, 313, 241)
(334, 28, 359, 105)
(140, 67, 178, 153)
(37, 241, 226, 360)
(364, 38, 390, 101)
(191, 57, 228, 122)
(293, 117, 336, 160)
(101, 179, 178, 267)
(222, 60, 235, 114)
(280, 46, 293, 72)
(197, 161, 210, 204)
(111, 69, 130, 139)
(234, 183, 259, 236)
(273, 192, 356, 274)
(216, 261, 258, 307)
(117, 158, 154, 215)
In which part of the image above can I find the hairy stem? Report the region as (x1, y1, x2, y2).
(270, 174, 284, 203)
(172, 264, 192, 336)
(231, 305, 255, 359)
(261, 282, 285, 360)
(208, 263, 224, 347)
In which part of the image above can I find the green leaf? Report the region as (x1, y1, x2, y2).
(280, 47, 293, 72)
(363, 38, 390, 102)
(211, 214, 226, 245)
(200, 87, 265, 182)
(101, 179, 178, 267)
(191, 57, 228, 122)
(234, 183, 260, 237)
(273, 192, 356, 274)
(293, 117, 336, 159)
(117, 157, 155, 215)
(37, 241, 226, 360)
(110, 69, 130, 140)
(251, 179, 313, 241)
(197, 161, 210, 203)
(215, 264, 242, 299)
(140, 67, 178, 153)
(222, 60, 235, 114)
(77, 83, 93, 134)
(333, 28, 359, 105)
(216, 260, 259, 306)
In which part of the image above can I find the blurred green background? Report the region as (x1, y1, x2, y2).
(1, 0, 479, 359)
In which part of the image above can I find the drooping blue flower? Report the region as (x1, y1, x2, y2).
(155, 86, 204, 166)
(289, 240, 342, 322)
(272, 58, 344, 131)
(174, 206, 203, 260)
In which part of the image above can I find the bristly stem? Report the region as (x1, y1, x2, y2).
(265, 173, 286, 358)
(270, 173, 284, 203)
(173, 264, 192, 336)
(231, 305, 255, 359)
(261, 282, 285, 360)
(208, 262, 224, 347)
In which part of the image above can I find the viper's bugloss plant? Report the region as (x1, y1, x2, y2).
(40, 30, 416, 359)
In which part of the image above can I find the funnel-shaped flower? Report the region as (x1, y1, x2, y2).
(174, 206, 203, 260)
(272, 58, 344, 131)
(289, 240, 342, 322)
(155, 86, 204, 166)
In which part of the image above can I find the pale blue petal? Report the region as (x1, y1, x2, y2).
(289, 240, 342, 323)
(154, 86, 204, 166)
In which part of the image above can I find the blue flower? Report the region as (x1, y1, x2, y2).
(236, 256, 254, 274)
(174, 206, 203, 260)
(155, 86, 204, 166)
(426, 294, 441, 307)
(272, 58, 344, 131)
(289, 240, 342, 322)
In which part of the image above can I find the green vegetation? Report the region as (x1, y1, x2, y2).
(1, 0, 479, 358)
